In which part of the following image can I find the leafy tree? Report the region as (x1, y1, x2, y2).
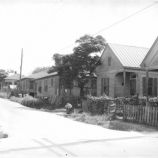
(53, 53, 63, 67)
(72, 35, 106, 96)
(0, 69, 8, 82)
(52, 34, 106, 97)
(51, 54, 75, 94)
(32, 67, 50, 74)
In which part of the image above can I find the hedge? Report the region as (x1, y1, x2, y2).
(86, 95, 158, 115)
(87, 95, 114, 115)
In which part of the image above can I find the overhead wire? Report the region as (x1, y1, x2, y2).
(50, 2, 158, 54)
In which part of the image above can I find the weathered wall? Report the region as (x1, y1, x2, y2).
(96, 44, 123, 97)
(36, 75, 59, 97)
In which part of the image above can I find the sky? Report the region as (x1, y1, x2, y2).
(0, 0, 158, 75)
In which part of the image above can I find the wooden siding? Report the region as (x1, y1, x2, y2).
(96, 45, 124, 97)
(97, 64, 158, 97)
(35, 75, 59, 97)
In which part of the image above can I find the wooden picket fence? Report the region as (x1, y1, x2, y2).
(123, 104, 158, 127)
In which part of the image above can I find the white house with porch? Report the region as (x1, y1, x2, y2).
(96, 37, 158, 98)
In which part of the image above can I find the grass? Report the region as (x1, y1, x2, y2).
(65, 113, 110, 127)
(64, 112, 158, 132)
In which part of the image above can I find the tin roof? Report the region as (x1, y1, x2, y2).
(5, 74, 24, 80)
(108, 43, 149, 68)
(22, 70, 58, 80)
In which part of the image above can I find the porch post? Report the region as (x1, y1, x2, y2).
(146, 69, 149, 103)
(123, 70, 126, 96)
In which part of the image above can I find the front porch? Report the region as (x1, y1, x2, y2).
(98, 67, 158, 98)
(115, 71, 137, 97)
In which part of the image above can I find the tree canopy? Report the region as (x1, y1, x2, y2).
(0, 69, 8, 82)
(52, 34, 106, 96)
(32, 66, 50, 74)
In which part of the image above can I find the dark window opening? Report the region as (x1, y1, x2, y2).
(108, 57, 112, 66)
(101, 78, 109, 96)
(143, 77, 157, 97)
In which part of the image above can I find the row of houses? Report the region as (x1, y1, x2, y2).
(2, 36, 158, 98)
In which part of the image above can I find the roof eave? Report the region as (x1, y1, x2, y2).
(140, 36, 158, 67)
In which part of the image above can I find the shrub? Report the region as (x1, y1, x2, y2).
(149, 97, 158, 107)
(65, 103, 73, 114)
(61, 96, 81, 108)
(87, 95, 113, 115)
(10, 89, 20, 97)
(21, 96, 46, 109)
(10, 96, 23, 104)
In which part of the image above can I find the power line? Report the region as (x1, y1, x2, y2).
(52, 2, 158, 54)
(94, 2, 157, 35)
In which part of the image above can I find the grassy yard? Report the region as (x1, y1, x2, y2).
(64, 112, 158, 132)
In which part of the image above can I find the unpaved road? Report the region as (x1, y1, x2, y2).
(0, 98, 158, 157)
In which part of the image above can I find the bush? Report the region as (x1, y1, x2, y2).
(87, 95, 113, 115)
(10, 96, 23, 104)
(65, 103, 73, 114)
(21, 96, 47, 109)
(10, 89, 20, 97)
(61, 96, 81, 108)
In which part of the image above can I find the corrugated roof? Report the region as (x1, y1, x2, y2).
(23, 70, 58, 80)
(108, 43, 149, 68)
(5, 74, 25, 80)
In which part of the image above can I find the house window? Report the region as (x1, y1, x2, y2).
(35, 83, 37, 91)
(108, 57, 112, 66)
(23, 81, 25, 90)
(44, 79, 48, 92)
(38, 80, 42, 93)
(29, 81, 34, 89)
(130, 73, 136, 96)
(51, 78, 54, 87)
(91, 78, 97, 96)
(142, 77, 157, 97)
(101, 78, 109, 96)
(38, 86, 42, 93)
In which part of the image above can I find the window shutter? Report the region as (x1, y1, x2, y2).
(101, 78, 103, 95)
(143, 77, 146, 96)
(106, 78, 109, 95)
(154, 78, 157, 96)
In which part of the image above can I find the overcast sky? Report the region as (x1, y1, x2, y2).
(0, 0, 158, 75)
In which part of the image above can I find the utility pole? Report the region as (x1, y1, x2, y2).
(19, 48, 23, 96)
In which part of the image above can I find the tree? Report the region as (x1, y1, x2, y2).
(0, 69, 8, 82)
(52, 54, 76, 95)
(32, 67, 50, 74)
(52, 34, 106, 97)
(72, 34, 106, 96)
(53, 53, 63, 67)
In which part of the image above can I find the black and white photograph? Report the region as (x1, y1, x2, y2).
(0, 0, 158, 157)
